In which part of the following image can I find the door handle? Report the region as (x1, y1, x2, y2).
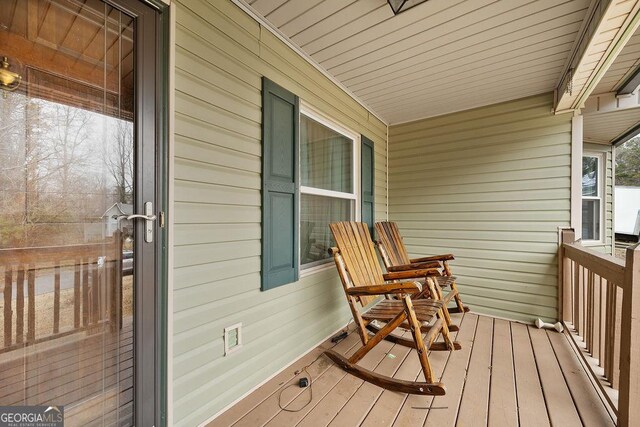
(126, 202, 156, 243)
(126, 214, 157, 221)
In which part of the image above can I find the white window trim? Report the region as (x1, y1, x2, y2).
(582, 152, 605, 245)
(299, 102, 361, 276)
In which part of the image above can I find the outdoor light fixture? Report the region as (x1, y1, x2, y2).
(387, 0, 429, 15)
(0, 56, 22, 96)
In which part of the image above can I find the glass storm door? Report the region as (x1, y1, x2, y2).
(0, 0, 161, 425)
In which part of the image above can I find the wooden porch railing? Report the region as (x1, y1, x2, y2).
(559, 229, 639, 427)
(0, 232, 127, 353)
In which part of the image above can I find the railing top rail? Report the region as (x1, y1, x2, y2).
(0, 242, 120, 265)
(562, 241, 626, 288)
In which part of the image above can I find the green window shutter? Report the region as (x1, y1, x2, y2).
(361, 135, 375, 237)
(261, 78, 299, 290)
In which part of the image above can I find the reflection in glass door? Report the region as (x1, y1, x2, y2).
(0, 0, 158, 424)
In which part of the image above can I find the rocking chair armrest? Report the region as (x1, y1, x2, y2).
(386, 261, 441, 272)
(383, 268, 440, 281)
(345, 282, 420, 297)
(409, 253, 455, 263)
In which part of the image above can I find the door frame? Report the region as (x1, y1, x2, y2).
(105, 0, 169, 425)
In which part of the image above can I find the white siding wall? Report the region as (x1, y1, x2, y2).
(172, 0, 387, 424)
(388, 94, 572, 322)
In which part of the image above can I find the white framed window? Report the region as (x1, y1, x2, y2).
(582, 153, 604, 242)
(299, 103, 360, 271)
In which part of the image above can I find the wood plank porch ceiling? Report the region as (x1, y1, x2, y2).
(246, 0, 592, 124)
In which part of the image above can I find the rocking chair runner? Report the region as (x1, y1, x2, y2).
(375, 221, 469, 316)
(325, 222, 460, 395)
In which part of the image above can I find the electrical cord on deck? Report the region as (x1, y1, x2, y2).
(277, 325, 352, 412)
(278, 365, 313, 412)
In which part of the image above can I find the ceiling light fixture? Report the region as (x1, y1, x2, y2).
(0, 56, 22, 97)
(387, 0, 429, 15)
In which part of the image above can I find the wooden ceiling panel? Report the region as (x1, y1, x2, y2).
(584, 108, 640, 143)
(248, 0, 592, 123)
(592, 27, 640, 95)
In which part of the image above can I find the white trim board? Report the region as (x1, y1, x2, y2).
(571, 114, 584, 238)
(166, 1, 176, 424)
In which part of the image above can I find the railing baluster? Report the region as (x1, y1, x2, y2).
(579, 265, 586, 335)
(599, 278, 606, 367)
(16, 266, 24, 344)
(585, 270, 594, 352)
(592, 275, 601, 360)
(74, 258, 81, 329)
(605, 281, 613, 381)
(91, 259, 100, 324)
(27, 264, 35, 342)
(82, 257, 89, 327)
(4, 267, 13, 347)
(53, 262, 60, 334)
(574, 261, 580, 330)
(612, 285, 622, 389)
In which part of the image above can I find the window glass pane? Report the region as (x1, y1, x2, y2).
(582, 199, 600, 240)
(582, 157, 598, 196)
(300, 194, 352, 267)
(300, 114, 353, 193)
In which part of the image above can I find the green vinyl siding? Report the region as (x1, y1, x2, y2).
(583, 142, 614, 255)
(388, 93, 572, 323)
(173, 0, 387, 425)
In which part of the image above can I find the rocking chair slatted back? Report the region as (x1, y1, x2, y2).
(329, 222, 385, 307)
(375, 221, 412, 266)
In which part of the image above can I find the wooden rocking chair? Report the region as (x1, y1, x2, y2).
(375, 221, 469, 316)
(325, 222, 459, 396)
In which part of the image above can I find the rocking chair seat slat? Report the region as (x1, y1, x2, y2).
(362, 299, 443, 322)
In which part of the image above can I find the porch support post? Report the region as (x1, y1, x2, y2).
(618, 243, 640, 427)
(559, 229, 576, 322)
(571, 114, 583, 239)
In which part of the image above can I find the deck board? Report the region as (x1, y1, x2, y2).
(422, 313, 478, 427)
(325, 338, 411, 426)
(211, 313, 615, 427)
(487, 319, 518, 427)
(547, 330, 615, 427)
(511, 322, 550, 427)
(529, 326, 582, 427)
(456, 315, 493, 426)
(0, 320, 134, 425)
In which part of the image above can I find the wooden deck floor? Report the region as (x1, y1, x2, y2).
(210, 312, 615, 427)
(0, 319, 133, 426)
